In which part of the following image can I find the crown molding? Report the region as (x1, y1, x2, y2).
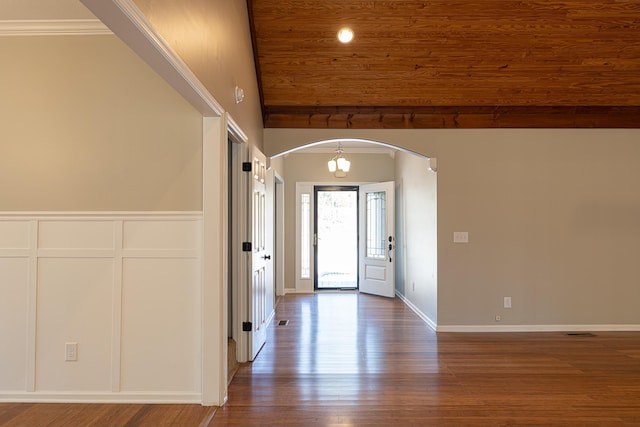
(0, 19, 111, 36)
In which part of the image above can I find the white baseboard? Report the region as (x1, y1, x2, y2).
(0, 391, 201, 404)
(284, 287, 315, 294)
(396, 291, 437, 331)
(437, 324, 640, 332)
(394, 291, 640, 333)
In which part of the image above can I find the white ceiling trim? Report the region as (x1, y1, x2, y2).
(0, 19, 111, 36)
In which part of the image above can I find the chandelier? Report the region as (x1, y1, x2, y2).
(327, 143, 351, 178)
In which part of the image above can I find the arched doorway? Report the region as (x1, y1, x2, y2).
(268, 137, 438, 329)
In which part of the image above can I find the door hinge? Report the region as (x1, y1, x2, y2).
(242, 242, 252, 252)
(242, 321, 252, 332)
(242, 162, 252, 172)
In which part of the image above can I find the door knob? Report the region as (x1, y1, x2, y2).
(262, 254, 271, 260)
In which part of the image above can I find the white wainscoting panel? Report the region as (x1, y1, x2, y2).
(0, 257, 30, 390)
(36, 258, 114, 391)
(38, 221, 115, 249)
(121, 258, 200, 392)
(0, 221, 31, 250)
(123, 219, 199, 251)
(0, 212, 203, 403)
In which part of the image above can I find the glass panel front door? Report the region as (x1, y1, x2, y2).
(314, 186, 358, 290)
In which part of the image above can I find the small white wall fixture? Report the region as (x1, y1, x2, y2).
(428, 157, 437, 172)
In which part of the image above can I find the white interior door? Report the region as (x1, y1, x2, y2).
(359, 181, 395, 298)
(248, 145, 268, 360)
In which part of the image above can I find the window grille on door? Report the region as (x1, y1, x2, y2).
(366, 191, 386, 259)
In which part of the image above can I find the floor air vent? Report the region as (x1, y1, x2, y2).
(278, 320, 289, 326)
(566, 332, 595, 337)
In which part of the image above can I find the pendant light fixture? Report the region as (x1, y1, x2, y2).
(328, 142, 351, 178)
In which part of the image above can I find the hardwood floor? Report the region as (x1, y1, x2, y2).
(0, 403, 216, 427)
(2, 292, 639, 426)
(213, 293, 640, 426)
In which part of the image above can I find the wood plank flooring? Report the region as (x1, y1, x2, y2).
(2, 292, 640, 426)
(213, 293, 640, 426)
(0, 403, 216, 427)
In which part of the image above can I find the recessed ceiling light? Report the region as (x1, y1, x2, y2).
(337, 27, 354, 43)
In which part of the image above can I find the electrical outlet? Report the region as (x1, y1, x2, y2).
(65, 342, 78, 362)
(495, 315, 501, 321)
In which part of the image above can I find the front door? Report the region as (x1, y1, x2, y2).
(359, 181, 395, 298)
(314, 186, 359, 290)
(248, 145, 268, 360)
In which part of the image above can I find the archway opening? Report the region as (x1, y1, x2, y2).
(269, 137, 438, 330)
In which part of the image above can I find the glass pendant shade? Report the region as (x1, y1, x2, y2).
(327, 143, 350, 177)
(337, 157, 347, 170)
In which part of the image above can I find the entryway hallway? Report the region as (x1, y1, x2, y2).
(212, 293, 640, 426)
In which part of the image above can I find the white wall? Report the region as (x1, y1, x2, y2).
(265, 128, 640, 330)
(0, 214, 202, 402)
(394, 151, 438, 326)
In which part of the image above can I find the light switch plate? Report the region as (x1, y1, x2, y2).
(453, 231, 469, 243)
(65, 342, 78, 362)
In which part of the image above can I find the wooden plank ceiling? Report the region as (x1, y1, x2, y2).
(247, 0, 640, 129)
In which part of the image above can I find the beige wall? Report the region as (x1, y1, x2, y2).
(132, 0, 264, 151)
(265, 128, 640, 327)
(0, 35, 202, 211)
(280, 152, 395, 291)
(394, 151, 438, 324)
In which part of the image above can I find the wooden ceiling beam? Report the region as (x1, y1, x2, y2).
(263, 106, 640, 129)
